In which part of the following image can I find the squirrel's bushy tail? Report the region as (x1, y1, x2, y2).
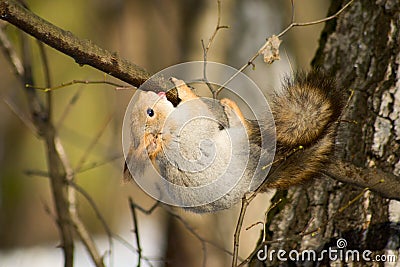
(265, 70, 346, 189)
(272, 70, 345, 148)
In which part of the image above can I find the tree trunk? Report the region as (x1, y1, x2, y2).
(250, 1, 400, 266)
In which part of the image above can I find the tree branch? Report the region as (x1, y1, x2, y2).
(46, 133, 74, 267)
(0, 0, 150, 87)
(11, 23, 75, 267)
(323, 159, 400, 201)
(54, 136, 106, 267)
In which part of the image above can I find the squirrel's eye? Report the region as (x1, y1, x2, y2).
(146, 108, 155, 117)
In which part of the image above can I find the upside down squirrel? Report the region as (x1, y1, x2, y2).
(124, 70, 345, 213)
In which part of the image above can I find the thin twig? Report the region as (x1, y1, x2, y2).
(77, 154, 123, 174)
(290, 0, 295, 24)
(201, 40, 216, 98)
(75, 113, 114, 172)
(36, 39, 52, 118)
(27, 79, 128, 92)
(130, 198, 242, 262)
(232, 194, 251, 267)
(25, 154, 123, 178)
(232, 145, 306, 266)
(130, 197, 239, 267)
(201, 0, 228, 98)
(244, 196, 282, 233)
(70, 181, 114, 256)
(167, 208, 208, 267)
(54, 96, 116, 266)
(204, 0, 228, 53)
(129, 200, 160, 215)
(24, 169, 49, 177)
(261, 198, 283, 242)
(129, 198, 143, 267)
(231, 172, 277, 266)
(216, 0, 355, 96)
(14, 19, 75, 267)
(0, 22, 38, 136)
(276, 0, 355, 38)
(56, 88, 82, 129)
(125, 200, 173, 266)
(245, 221, 263, 231)
(168, 206, 242, 260)
(0, 0, 150, 87)
(54, 136, 106, 267)
(112, 234, 158, 267)
(3, 97, 38, 135)
(28, 167, 158, 267)
(70, 210, 106, 267)
(0, 23, 24, 77)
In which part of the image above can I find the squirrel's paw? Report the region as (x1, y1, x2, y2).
(143, 132, 163, 160)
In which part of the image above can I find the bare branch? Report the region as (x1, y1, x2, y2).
(0, 23, 24, 77)
(77, 154, 122, 174)
(0, 0, 150, 87)
(130, 199, 239, 264)
(167, 208, 208, 267)
(277, 0, 355, 38)
(71, 210, 106, 267)
(71, 181, 113, 265)
(27, 79, 130, 92)
(75, 113, 113, 172)
(56, 88, 82, 129)
(323, 159, 400, 201)
(129, 200, 161, 215)
(3, 97, 38, 135)
(46, 135, 74, 267)
(201, 0, 229, 98)
(8, 20, 76, 266)
(204, 0, 229, 54)
(216, 0, 355, 96)
(129, 198, 144, 267)
(24, 169, 49, 178)
(36, 35, 53, 118)
(54, 136, 106, 267)
(111, 234, 158, 267)
(232, 196, 249, 267)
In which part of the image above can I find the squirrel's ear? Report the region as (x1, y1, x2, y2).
(169, 77, 198, 102)
(122, 161, 133, 184)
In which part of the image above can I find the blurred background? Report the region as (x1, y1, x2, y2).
(0, 0, 330, 266)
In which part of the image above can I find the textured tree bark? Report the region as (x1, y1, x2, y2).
(249, 1, 400, 266)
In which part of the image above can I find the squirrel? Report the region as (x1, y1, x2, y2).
(264, 70, 345, 189)
(124, 69, 345, 213)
